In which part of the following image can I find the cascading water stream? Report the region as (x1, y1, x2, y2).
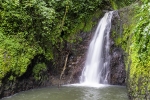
(80, 11, 114, 86)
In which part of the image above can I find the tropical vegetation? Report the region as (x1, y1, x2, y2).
(0, 0, 149, 99)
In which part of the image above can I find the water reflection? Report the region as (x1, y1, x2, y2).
(1, 85, 128, 100)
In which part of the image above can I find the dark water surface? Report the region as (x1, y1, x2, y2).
(1, 85, 128, 100)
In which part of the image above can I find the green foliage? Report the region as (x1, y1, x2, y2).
(58, 0, 103, 42)
(128, 3, 150, 98)
(32, 63, 47, 80)
(110, 0, 118, 10)
(115, 2, 150, 99)
(0, 0, 104, 82)
(129, 2, 150, 77)
(110, 0, 136, 9)
(0, 29, 41, 81)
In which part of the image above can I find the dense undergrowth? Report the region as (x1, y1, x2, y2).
(114, 1, 150, 99)
(128, 2, 150, 99)
(0, 0, 104, 84)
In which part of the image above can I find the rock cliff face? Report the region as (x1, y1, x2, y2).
(109, 46, 126, 85)
(109, 12, 126, 85)
(53, 25, 97, 84)
(0, 73, 50, 98)
(61, 11, 127, 86)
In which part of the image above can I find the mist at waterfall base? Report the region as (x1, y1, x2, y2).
(70, 11, 114, 88)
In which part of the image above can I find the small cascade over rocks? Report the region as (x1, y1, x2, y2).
(80, 11, 115, 86)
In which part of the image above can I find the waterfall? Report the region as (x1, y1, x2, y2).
(80, 11, 114, 86)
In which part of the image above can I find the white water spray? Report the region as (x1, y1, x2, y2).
(80, 11, 114, 86)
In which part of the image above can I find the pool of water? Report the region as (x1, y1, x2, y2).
(1, 85, 129, 100)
